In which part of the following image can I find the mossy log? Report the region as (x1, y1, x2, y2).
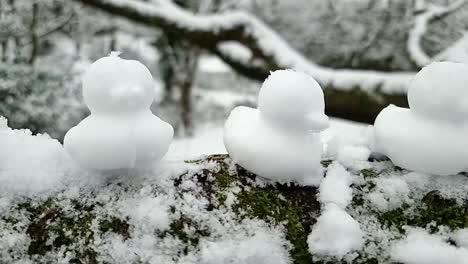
(1, 155, 467, 264)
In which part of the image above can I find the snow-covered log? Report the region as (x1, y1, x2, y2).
(2, 154, 467, 263)
(73, 0, 417, 123)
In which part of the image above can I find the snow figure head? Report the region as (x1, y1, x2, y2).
(408, 61, 468, 121)
(258, 70, 329, 132)
(82, 52, 156, 114)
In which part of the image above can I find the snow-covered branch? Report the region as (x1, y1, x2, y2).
(408, 0, 468, 67)
(73, 0, 416, 122)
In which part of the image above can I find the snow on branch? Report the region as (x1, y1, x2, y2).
(408, 0, 468, 67)
(74, 0, 414, 94)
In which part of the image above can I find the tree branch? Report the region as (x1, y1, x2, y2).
(408, 0, 468, 67)
(73, 0, 416, 123)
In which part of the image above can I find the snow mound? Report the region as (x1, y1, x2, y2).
(0, 117, 68, 194)
(308, 162, 364, 259)
(307, 203, 364, 259)
(453, 229, 468, 249)
(391, 228, 468, 264)
(224, 70, 328, 184)
(319, 162, 354, 209)
(374, 61, 468, 176)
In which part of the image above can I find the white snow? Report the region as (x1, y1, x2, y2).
(319, 163, 354, 209)
(325, 123, 372, 169)
(198, 56, 231, 73)
(374, 62, 468, 176)
(308, 162, 364, 259)
(453, 228, 468, 249)
(307, 203, 364, 259)
(64, 52, 173, 170)
(391, 228, 468, 264)
(368, 176, 411, 211)
(119, 195, 172, 231)
(167, 124, 226, 160)
(197, 226, 291, 264)
(0, 117, 68, 194)
(224, 70, 328, 184)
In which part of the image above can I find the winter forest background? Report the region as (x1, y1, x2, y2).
(2, 0, 468, 157)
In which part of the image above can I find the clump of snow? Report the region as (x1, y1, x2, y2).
(308, 203, 364, 259)
(391, 228, 468, 264)
(374, 61, 468, 176)
(0, 116, 68, 194)
(308, 162, 364, 259)
(336, 145, 372, 170)
(368, 176, 411, 211)
(325, 124, 372, 170)
(224, 70, 328, 184)
(453, 228, 468, 249)
(319, 163, 354, 209)
(64, 52, 173, 170)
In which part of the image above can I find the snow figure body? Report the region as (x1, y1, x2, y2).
(374, 61, 468, 176)
(224, 70, 329, 184)
(64, 52, 173, 170)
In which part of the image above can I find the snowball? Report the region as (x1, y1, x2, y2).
(0, 117, 67, 194)
(374, 62, 468, 176)
(224, 70, 328, 184)
(307, 204, 364, 258)
(391, 228, 468, 264)
(319, 163, 353, 208)
(64, 53, 173, 170)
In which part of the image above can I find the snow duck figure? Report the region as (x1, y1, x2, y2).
(374, 61, 468, 176)
(64, 52, 173, 170)
(224, 70, 329, 184)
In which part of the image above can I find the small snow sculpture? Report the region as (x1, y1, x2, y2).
(223, 70, 329, 184)
(64, 52, 173, 170)
(374, 61, 468, 176)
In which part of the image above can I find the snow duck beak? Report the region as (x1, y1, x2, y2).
(305, 112, 329, 132)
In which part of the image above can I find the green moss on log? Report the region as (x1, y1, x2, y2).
(3, 155, 467, 264)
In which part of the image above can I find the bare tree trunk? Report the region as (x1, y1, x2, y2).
(28, 1, 39, 65)
(0, 42, 7, 62)
(178, 47, 199, 136)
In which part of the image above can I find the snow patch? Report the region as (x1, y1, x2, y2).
(391, 228, 468, 264)
(0, 116, 68, 195)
